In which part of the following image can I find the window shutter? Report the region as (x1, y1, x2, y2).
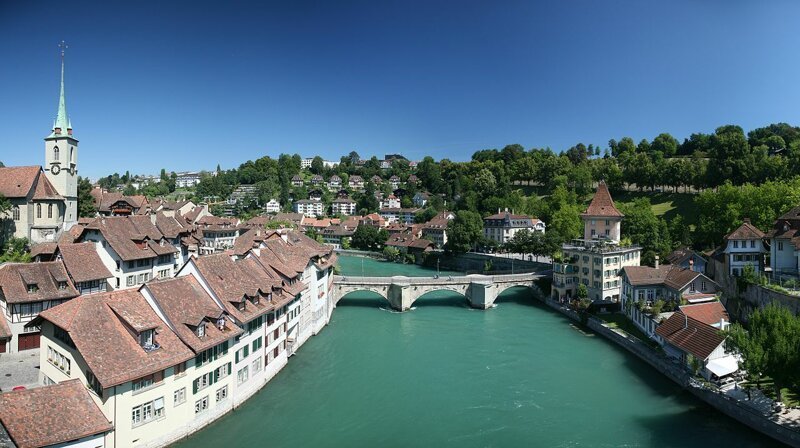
(214, 369, 219, 383)
(236, 351, 240, 363)
(227, 362, 231, 374)
(193, 379, 198, 394)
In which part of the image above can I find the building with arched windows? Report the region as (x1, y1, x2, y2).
(0, 48, 75, 243)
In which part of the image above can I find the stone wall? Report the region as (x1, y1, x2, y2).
(539, 297, 800, 447)
(709, 257, 800, 322)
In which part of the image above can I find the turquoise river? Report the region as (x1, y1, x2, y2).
(174, 256, 780, 447)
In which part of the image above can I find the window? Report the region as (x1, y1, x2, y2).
(778, 241, 784, 251)
(54, 326, 75, 348)
(195, 396, 209, 414)
(47, 346, 70, 374)
(751, 240, 755, 248)
(132, 371, 163, 393)
(137, 273, 150, 284)
(237, 366, 249, 385)
(158, 269, 170, 279)
(48, 203, 53, 219)
(127, 261, 135, 269)
(252, 357, 262, 374)
(57, 281, 67, 290)
(36, 203, 41, 218)
(139, 329, 155, 349)
(174, 388, 186, 406)
(252, 337, 262, 352)
(27, 283, 38, 293)
(216, 362, 231, 379)
(174, 361, 187, 376)
(132, 397, 165, 427)
(247, 316, 263, 333)
(194, 372, 214, 392)
(235, 345, 250, 363)
(126, 276, 135, 287)
(12, 206, 19, 221)
(196, 322, 206, 338)
(733, 241, 739, 248)
(216, 385, 228, 402)
(53, 146, 60, 160)
(87, 370, 103, 396)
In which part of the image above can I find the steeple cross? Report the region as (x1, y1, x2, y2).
(59, 40, 68, 58)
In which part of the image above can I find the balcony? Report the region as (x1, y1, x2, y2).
(561, 238, 642, 255)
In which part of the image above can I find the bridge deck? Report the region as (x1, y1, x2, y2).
(333, 272, 546, 285)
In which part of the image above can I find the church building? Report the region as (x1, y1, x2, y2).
(0, 43, 77, 244)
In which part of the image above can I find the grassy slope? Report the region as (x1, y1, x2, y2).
(612, 191, 699, 225)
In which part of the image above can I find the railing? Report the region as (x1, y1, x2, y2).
(333, 272, 543, 285)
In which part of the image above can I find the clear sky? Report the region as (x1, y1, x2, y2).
(1, 0, 799, 179)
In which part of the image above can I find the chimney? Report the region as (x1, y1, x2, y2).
(743, 218, 751, 224)
(689, 258, 694, 271)
(655, 255, 660, 269)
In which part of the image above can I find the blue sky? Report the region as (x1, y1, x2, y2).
(1, 0, 799, 179)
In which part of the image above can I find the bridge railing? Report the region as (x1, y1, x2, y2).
(333, 272, 543, 285)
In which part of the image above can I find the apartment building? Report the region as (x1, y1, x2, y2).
(332, 198, 356, 216)
(293, 199, 324, 218)
(483, 210, 545, 245)
(76, 216, 181, 289)
(552, 182, 641, 304)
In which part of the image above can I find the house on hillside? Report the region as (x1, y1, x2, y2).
(767, 205, 800, 276)
(721, 218, 767, 276)
(483, 209, 545, 245)
(666, 246, 708, 273)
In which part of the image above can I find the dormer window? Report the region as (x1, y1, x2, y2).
(139, 329, 159, 352)
(216, 317, 225, 330)
(196, 322, 206, 338)
(58, 281, 67, 290)
(27, 283, 38, 293)
(238, 301, 246, 312)
(252, 295, 260, 305)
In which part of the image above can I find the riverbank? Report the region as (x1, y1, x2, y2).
(539, 295, 800, 447)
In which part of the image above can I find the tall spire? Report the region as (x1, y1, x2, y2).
(53, 41, 71, 135)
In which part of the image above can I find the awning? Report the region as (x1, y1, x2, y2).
(706, 356, 738, 377)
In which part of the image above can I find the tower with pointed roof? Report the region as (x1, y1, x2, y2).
(44, 41, 78, 229)
(551, 182, 641, 304)
(581, 181, 624, 244)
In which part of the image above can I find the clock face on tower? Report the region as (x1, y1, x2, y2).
(51, 164, 60, 175)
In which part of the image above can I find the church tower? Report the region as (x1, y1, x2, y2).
(44, 41, 78, 228)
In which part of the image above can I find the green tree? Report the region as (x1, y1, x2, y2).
(0, 194, 10, 245)
(0, 237, 31, 262)
(725, 303, 800, 402)
(445, 210, 483, 254)
(310, 156, 324, 175)
(351, 225, 388, 251)
(382, 246, 401, 262)
(77, 177, 97, 218)
(123, 184, 137, 196)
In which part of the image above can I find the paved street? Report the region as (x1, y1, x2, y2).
(0, 349, 41, 392)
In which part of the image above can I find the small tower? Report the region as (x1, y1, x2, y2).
(581, 182, 623, 244)
(44, 41, 78, 228)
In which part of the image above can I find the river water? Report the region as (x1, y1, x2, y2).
(174, 256, 779, 447)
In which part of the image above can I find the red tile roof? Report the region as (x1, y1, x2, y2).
(0, 379, 112, 448)
(31, 173, 63, 200)
(58, 242, 113, 283)
(0, 261, 79, 304)
(655, 312, 725, 360)
(679, 301, 729, 327)
(80, 216, 178, 261)
(582, 182, 623, 218)
(0, 166, 42, 199)
(144, 276, 242, 353)
(723, 218, 765, 240)
(34, 289, 194, 387)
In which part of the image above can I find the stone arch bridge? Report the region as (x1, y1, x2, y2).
(332, 272, 549, 311)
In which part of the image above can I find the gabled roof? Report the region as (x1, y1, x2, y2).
(0, 380, 112, 448)
(145, 276, 241, 353)
(0, 261, 78, 304)
(80, 216, 178, 261)
(666, 246, 706, 266)
(0, 166, 41, 199)
(31, 172, 63, 200)
(655, 312, 725, 360)
(0, 317, 10, 340)
(582, 182, 623, 218)
(58, 242, 113, 283)
(679, 301, 729, 327)
(33, 289, 194, 387)
(723, 218, 764, 240)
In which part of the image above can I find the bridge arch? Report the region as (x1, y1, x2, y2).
(410, 288, 470, 308)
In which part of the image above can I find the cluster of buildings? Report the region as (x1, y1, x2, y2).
(549, 182, 800, 385)
(0, 52, 338, 448)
